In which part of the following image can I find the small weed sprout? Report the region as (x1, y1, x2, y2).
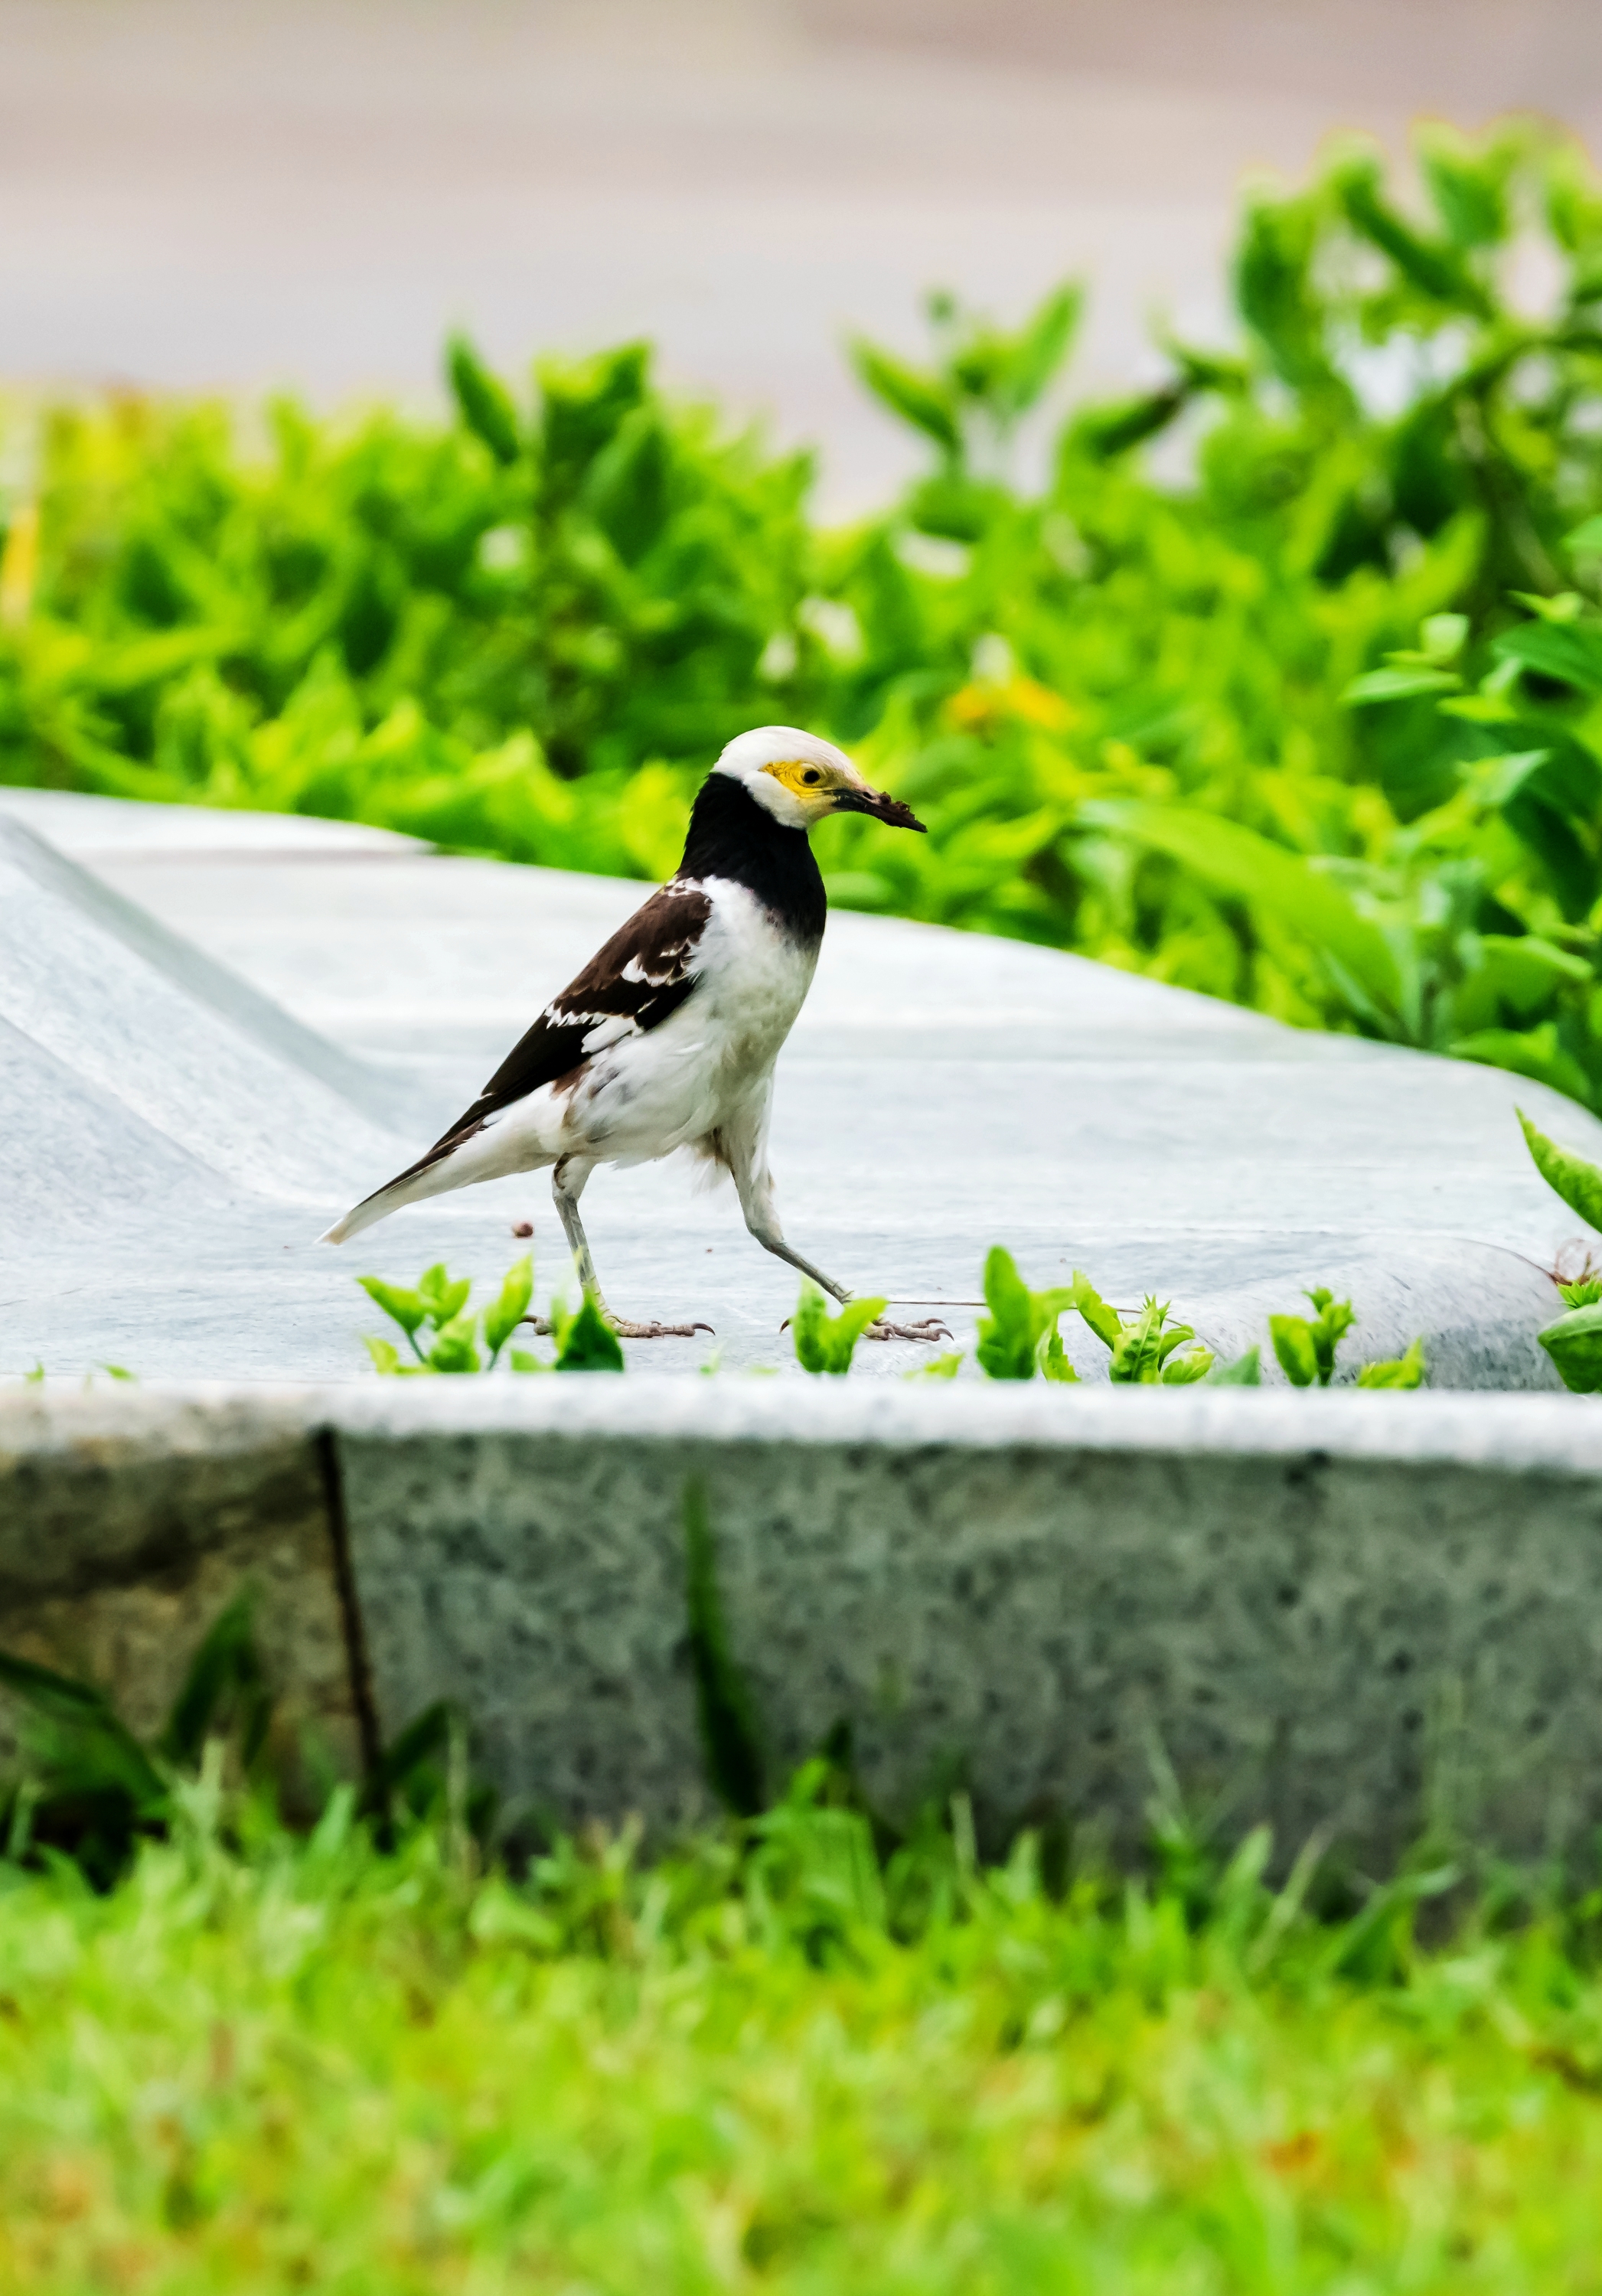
(973, 1247, 1081, 1380)
(360, 1253, 623, 1375)
(1270, 1289, 1357, 1387)
(1517, 1106, 1602, 1392)
(791, 1282, 888, 1375)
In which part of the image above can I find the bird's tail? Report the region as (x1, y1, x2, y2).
(320, 1151, 465, 1245)
(321, 1125, 551, 1244)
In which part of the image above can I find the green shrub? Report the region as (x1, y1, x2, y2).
(9, 117, 1602, 1098)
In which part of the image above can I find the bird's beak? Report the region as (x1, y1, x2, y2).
(830, 784, 927, 833)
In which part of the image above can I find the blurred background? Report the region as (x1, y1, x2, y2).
(7, 0, 1599, 509)
(9, 0, 1602, 1117)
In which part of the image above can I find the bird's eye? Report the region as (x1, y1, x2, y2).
(801, 768, 821, 786)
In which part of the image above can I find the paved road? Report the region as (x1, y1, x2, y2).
(9, 0, 1578, 508)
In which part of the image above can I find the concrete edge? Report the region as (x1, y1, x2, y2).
(6, 1376, 1601, 1475)
(8, 1376, 1602, 1861)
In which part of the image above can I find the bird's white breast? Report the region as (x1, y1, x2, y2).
(689, 876, 819, 1083)
(552, 877, 817, 1166)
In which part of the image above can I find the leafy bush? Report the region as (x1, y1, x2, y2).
(11, 123, 1602, 1104)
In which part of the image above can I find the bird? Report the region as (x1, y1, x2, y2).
(321, 726, 951, 1343)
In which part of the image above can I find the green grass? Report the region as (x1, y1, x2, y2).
(6, 1783, 1602, 2292)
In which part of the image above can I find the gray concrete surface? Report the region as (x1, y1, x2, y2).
(7, 1, 1593, 510)
(0, 1384, 359, 1797)
(9, 1376, 1602, 1867)
(0, 787, 1590, 1383)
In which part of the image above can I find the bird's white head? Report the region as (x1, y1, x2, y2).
(712, 725, 925, 835)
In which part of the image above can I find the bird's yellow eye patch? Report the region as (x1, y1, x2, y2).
(762, 759, 840, 797)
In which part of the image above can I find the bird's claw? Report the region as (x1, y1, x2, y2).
(608, 1317, 715, 1341)
(519, 1314, 714, 1341)
(862, 1316, 954, 1345)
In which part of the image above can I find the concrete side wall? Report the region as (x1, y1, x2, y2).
(0, 1390, 361, 1795)
(7, 1383, 1602, 1867)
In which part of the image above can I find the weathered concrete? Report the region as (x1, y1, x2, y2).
(0, 1387, 361, 1793)
(0, 811, 420, 1218)
(331, 1379, 1602, 1866)
(0, 788, 1592, 1386)
(7, 1379, 1602, 1869)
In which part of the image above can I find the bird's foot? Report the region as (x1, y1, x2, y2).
(520, 1314, 713, 1341)
(610, 1317, 715, 1341)
(862, 1316, 954, 1344)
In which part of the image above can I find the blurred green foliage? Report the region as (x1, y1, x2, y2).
(10, 124, 1602, 1100)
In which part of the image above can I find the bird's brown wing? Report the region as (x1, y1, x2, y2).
(380, 881, 713, 1192)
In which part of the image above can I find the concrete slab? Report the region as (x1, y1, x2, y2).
(11, 1377, 1602, 1867)
(0, 1384, 361, 1799)
(0, 786, 427, 862)
(328, 1376, 1602, 1864)
(0, 794, 1591, 1383)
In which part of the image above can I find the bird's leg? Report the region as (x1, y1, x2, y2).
(530, 1154, 711, 1343)
(735, 1159, 949, 1345)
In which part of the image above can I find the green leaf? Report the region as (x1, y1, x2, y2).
(684, 1481, 765, 1816)
(1101, 804, 1405, 1029)
(1232, 188, 1335, 390)
(1067, 1271, 1122, 1352)
(1270, 1316, 1320, 1388)
(974, 1247, 1059, 1379)
(416, 1265, 473, 1328)
(1538, 1302, 1602, 1393)
(1161, 1348, 1215, 1385)
(1492, 618, 1602, 696)
(158, 1593, 270, 1773)
(554, 1294, 625, 1372)
(1418, 126, 1511, 249)
(1331, 146, 1490, 313)
(507, 1348, 550, 1374)
(1564, 514, 1602, 559)
(1558, 1277, 1602, 1308)
(426, 1310, 481, 1375)
(997, 282, 1084, 416)
(1041, 1328, 1079, 1383)
(1419, 612, 1470, 666)
(1356, 1337, 1427, 1389)
(907, 1351, 964, 1381)
(1517, 1107, 1602, 1231)
(1342, 665, 1462, 704)
(363, 1336, 410, 1377)
(483, 1254, 534, 1362)
(791, 1282, 886, 1375)
(1108, 1298, 1206, 1384)
(1303, 1288, 1356, 1384)
(847, 338, 961, 455)
(1458, 1031, 1594, 1108)
(446, 332, 523, 465)
(0, 1647, 166, 1809)
(1210, 1346, 1262, 1385)
(974, 1246, 1037, 1379)
(357, 1277, 428, 1338)
(1065, 384, 1187, 463)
